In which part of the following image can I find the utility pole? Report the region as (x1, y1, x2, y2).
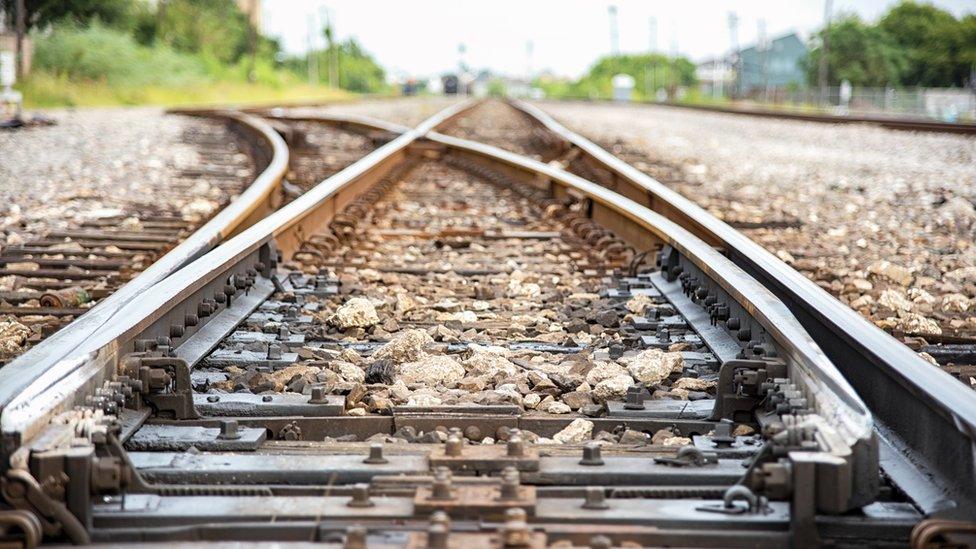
(758, 18, 768, 102)
(321, 6, 338, 89)
(727, 12, 739, 98)
(307, 14, 318, 86)
(608, 5, 619, 56)
(247, 0, 258, 82)
(647, 17, 657, 97)
(14, 0, 25, 78)
(817, 0, 833, 105)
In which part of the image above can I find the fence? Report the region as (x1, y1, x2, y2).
(704, 85, 976, 122)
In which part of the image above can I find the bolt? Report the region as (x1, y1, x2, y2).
(347, 483, 374, 508)
(309, 386, 328, 404)
(582, 486, 609, 510)
(624, 384, 646, 410)
(363, 443, 389, 464)
(507, 434, 525, 458)
(344, 525, 367, 549)
(430, 510, 451, 529)
(262, 395, 273, 402)
(169, 324, 185, 338)
(213, 290, 227, 304)
(431, 467, 454, 500)
(184, 314, 199, 327)
(726, 317, 741, 330)
(589, 535, 613, 549)
(217, 420, 240, 440)
(737, 328, 752, 341)
(579, 442, 604, 466)
(448, 427, 464, 440)
(427, 523, 449, 549)
(500, 508, 531, 547)
(267, 344, 282, 360)
(206, 395, 220, 403)
(497, 467, 521, 500)
(445, 435, 464, 457)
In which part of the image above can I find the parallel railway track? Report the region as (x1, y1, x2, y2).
(0, 99, 973, 547)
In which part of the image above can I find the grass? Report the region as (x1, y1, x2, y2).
(17, 72, 354, 109)
(18, 22, 359, 109)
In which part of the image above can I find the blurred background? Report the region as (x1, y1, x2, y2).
(0, 0, 973, 119)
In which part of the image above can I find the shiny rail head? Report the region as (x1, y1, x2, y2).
(423, 128, 876, 512)
(507, 97, 976, 515)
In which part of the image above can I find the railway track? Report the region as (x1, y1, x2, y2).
(0, 99, 974, 547)
(574, 99, 976, 135)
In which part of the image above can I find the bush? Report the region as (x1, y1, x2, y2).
(33, 22, 209, 87)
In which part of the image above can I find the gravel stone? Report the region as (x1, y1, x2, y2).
(593, 374, 634, 402)
(622, 349, 683, 384)
(398, 355, 465, 385)
(534, 100, 976, 341)
(329, 297, 380, 329)
(372, 328, 434, 363)
(553, 418, 594, 444)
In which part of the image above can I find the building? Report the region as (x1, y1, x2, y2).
(696, 57, 735, 98)
(737, 32, 807, 95)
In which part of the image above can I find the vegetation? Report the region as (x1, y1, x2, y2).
(8, 0, 387, 107)
(804, 15, 909, 87)
(807, 1, 976, 87)
(536, 53, 697, 100)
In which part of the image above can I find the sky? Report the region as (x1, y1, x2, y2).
(262, 0, 975, 80)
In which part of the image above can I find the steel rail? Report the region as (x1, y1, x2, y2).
(1, 98, 874, 513)
(541, 99, 976, 135)
(0, 111, 288, 451)
(509, 98, 976, 518)
(426, 129, 875, 507)
(0, 100, 478, 452)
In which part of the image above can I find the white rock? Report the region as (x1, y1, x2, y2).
(585, 361, 629, 385)
(622, 349, 684, 384)
(0, 318, 30, 359)
(523, 393, 542, 409)
(346, 407, 366, 416)
(594, 375, 634, 402)
(373, 329, 434, 363)
(407, 393, 443, 406)
(389, 380, 411, 401)
(398, 355, 465, 385)
(334, 361, 365, 383)
(553, 418, 594, 444)
(878, 289, 912, 312)
(463, 348, 519, 379)
(945, 267, 976, 282)
(329, 297, 380, 328)
(867, 261, 913, 287)
(941, 293, 971, 313)
(545, 401, 572, 414)
(625, 294, 654, 314)
(673, 377, 714, 391)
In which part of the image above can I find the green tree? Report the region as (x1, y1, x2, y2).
(333, 39, 386, 92)
(805, 14, 908, 86)
(158, 0, 251, 64)
(573, 53, 697, 99)
(958, 15, 976, 85)
(1, 0, 134, 31)
(878, 1, 966, 86)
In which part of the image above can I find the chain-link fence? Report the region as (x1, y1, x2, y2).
(716, 85, 976, 122)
